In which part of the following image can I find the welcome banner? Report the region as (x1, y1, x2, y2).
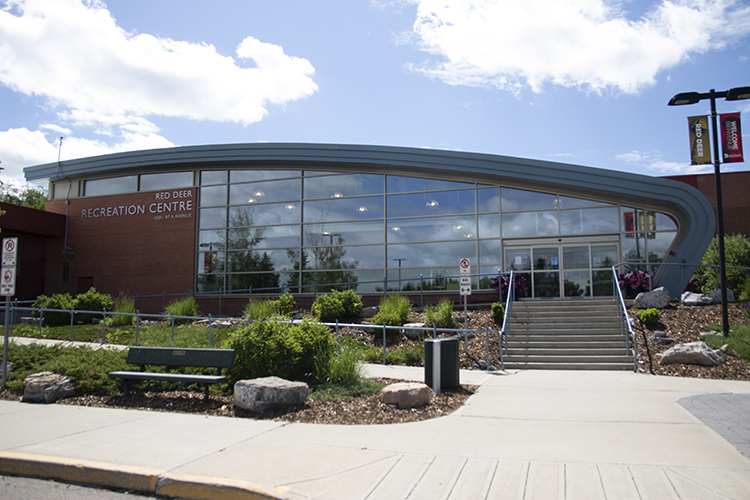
(720, 112, 744, 163)
(688, 115, 711, 165)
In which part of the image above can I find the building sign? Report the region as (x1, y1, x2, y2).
(688, 115, 711, 165)
(79, 190, 194, 221)
(720, 112, 744, 163)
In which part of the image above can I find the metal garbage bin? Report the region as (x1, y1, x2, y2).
(424, 337, 460, 392)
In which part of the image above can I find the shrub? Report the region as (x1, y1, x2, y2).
(637, 308, 661, 327)
(491, 302, 505, 324)
(164, 296, 199, 323)
(32, 293, 75, 327)
(371, 295, 411, 328)
(424, 298, 456, 329)
(328, 337, 364, 386)
(274, 292, 296, 316)
(244, 298, 276, 320)
(692, 234, 750, 294)
(74, 287, 114, 324)
(312, 289, 362, 322)
(230, 319, 335, 384)
(106, 297, 136, 327)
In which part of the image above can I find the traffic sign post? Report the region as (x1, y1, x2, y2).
(2, 237, 18, 391)
(459, 258, 471, 353)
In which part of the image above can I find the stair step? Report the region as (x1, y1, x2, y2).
(502, 362, 634, 370)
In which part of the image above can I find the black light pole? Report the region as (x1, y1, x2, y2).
(668, 86, 750, 335)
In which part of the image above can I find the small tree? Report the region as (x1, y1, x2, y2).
(692, 234, 750, 293)
(0, 184, 47, 210)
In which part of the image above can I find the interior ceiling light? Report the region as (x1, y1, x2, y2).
(332, 192, 343, 198)
(357, 206, 368, 212)
(285, 204, 296, 210)
(463, 233, 474, 238)
(253, 190, 265, 197)
(247, 198, 256, 203)
(390, 226, 400, 231)
(454, 224, 464, 230)
(426, 200, 439, 207)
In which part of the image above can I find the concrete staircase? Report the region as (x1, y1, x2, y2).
(502, 300, 634, 370)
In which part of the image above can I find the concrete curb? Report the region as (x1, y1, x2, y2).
(0, 451, 289, 500)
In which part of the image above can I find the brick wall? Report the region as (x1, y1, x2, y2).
(45, 188, 197, 309)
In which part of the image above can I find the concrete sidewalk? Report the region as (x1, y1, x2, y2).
(1, 366, 750, 499)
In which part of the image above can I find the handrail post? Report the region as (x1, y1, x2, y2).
(101, 308, 107, 343)
(135, 309, 140, 346)
(170, 312, 175, 347)
(208, 313, 213, 348)
(69, 307, 74, 341)
(38, 306, 43, 339)
(420, 274, 424, 307)
(382, 322, 387, 365)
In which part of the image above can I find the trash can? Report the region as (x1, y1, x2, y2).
(424, 337, 460, 392)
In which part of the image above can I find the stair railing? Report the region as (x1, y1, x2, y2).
(499, 270, 515, 370)
(612, 266, 638, 371)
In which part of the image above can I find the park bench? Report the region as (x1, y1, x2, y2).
(108, 347, 235, 400)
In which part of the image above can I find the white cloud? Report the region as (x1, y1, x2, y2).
(405, 0, 750, 94)
(615, 149, 711, 175)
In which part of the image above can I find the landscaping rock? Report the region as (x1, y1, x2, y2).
(234, 376, 309, 412)
(634, 287, 671, 309)
(659, 341, 728, 367)
(648, 335, 675, 345)
(477, 359, 497, 371)
(402, 323, 427, 340)
(360, 307, 378, 318)
(22, 372, 76, 404)
(381, 382, 431, 409)
(707, 289, 736, 304)
(681, 292, 713, 306)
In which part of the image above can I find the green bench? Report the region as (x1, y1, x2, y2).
(108, 347, 235, 399)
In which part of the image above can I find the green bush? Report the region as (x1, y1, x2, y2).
(312, 289, 362, 322)
(637, 308, 661, 327)
(245, 298, 276, 320)
(32, 293, 75, 327)
(230, 319, 335, 384)
(491, 302, 505, 324)
(328, 337, 365, 386)
(106, 297, 136, 327)
(692, 234, 750, 293)
(74, 287, 114, 324)
(424, 298, 456, 329)
(371, 295, 411, 328)
(164, 296, 199, 323)
(274, 292, 296, 316)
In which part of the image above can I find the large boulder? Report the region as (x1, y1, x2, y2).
(22, 372, 76, 404)
(381, 382, 431, 409)
(707, 289, 736, 304)
(234, 376, 309, 412)
(634, 287, 671, 309)
(681, 292, 713, 306)
(660, 341, 728, 367)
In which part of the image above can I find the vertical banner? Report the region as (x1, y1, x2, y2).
(624, 211, 635, 238)
(688, 115, 712, 165)
(720, 112, 744, 163)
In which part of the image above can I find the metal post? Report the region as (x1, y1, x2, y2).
(420, 274, 424, 307)
(38, 306, 43, 338)
(135, 309, 140, 346)
(69, 307, 74, 341)
(170, 312, 175, 347)
(485, 328, 490, 372)
(382, 322, 387, 365)
(2, 296, 10, 391)
(208, 313, 212, 348)
(101, 308, 106, 343)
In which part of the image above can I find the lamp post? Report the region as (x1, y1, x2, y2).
(393, 258, 407, 290)
(668, 86, 750, 335)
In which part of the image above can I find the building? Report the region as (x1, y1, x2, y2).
(22, 143, 715, 314)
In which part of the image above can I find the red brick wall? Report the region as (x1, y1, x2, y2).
(665, 171, 750, 238)
(45, 188, 197, 310)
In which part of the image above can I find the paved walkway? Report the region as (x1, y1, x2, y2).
(1, 341, 750, 498)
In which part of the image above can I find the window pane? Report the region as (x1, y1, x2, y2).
(478, 188, 500, 212)
(303, 174, 383, 199)
(226, 272, 281, 293)
(197, 251, 225, 273)
(197, 274, 224, 292)
(592, 271, 614, 296)
(200, 185, 227, 207)
(387, 216, 476, 243)
(305, 244, 382, 270)
(387, 190, 475, 217)
(304, 196, 384, 222)
(229, 178, 300, 205)
(534, 272, 559, 297)
(501, 188, 556, 211)
(591, 245, 618, 268)
(140, 172, 192, 192)
(655, 212, 678, 231)
(230, 170, 298, 183)
(386, 175, 472, 193)
(622, 233, 645, 261)
(563, 271, 589, 297)
(646, 231, 677, 263)
(199, 207, 226, 229)
(84, 176, 137, 197)
(201, 171, 227, 185)
(229, 203, 299, 227)
(227, 226, 275, 250)
(231, 225, 299, 249)
(303, 220, 384, 246)
(198, 229, 225, 250)
(533, 247, 559, 270)
(227, 248, 289, 272)
(505, 248, 531, 271)
(478, 213, 500, 239)
(562, 246, 589, 269)
(502, 211, 558, 237)
(560, 207, 619, 234)
(558, 195, 609, 208)
(388, 241, 476, 267)
(479, 240, 501, 265)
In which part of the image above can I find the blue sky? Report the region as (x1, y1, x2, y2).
(1, 0, 749, 187)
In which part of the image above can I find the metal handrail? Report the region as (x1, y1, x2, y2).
(498, 270, 515, 370)
(612, 266, 638, 371)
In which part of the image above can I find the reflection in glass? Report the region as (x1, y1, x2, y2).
(655, 212, 678, 231)
(230, 170, 297, 183)
(505, 248, 531, 271)
(387, 190, 475, 217)
(84, 176, 138, 197)
(501, 188, 556, 211)
(303, 221, 383, 246)
(201, 171, 227, 185)
(303, 174, 383, 199)
(229, 178, 300, 205)
(622, 232, 646, 262)
(478, 214, 500, 239)
(387, 216, 476, 243)
(140, 172, 193, 192)
(229, 203, 300, 227)
(646, 231, 677, 263)
(197, 251, 225, 273)
(199, 207, 226, 229)
(533, 247, 559, 270)
(478, 188, 500, 212)
(534, 272, 560, 298)
(389, 241, 476, 268)
(198, 229, 225, 249)
(502, 211, 558, 237)
(227, 271, 280, 293)
(558, 196, 609, 208)
(560, 207, 619, 235)
(562, 246, 589, 269)
(197, 273, 224, 292)
(591, 245, 618, 268)
(386, 175, 472, 193)
(479, 240, 501, 265)
(563, 271, 590, 297)
(200, 185, 227, 207)
(592, 270, 614, 296)
(304, 196, 384, 222)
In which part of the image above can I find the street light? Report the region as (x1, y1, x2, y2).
(668, 86, 750, 335)
(320, 232, 341, 246)
(393, 258, 407, 290)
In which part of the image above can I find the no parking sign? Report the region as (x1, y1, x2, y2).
(459, 258, 471, 296)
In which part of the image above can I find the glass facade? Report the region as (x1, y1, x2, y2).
(64, 168, 679, 297)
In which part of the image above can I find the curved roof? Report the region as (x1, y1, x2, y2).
(24, 143, 715, 295)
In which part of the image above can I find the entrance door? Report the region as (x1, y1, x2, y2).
(504, 242, 618, 299)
